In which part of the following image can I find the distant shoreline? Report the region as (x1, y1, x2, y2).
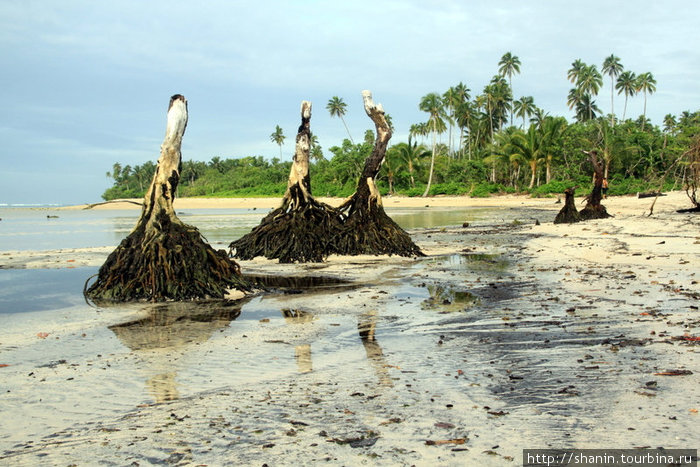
(62, 194, 566, 211)
(57, 191, 697, 217)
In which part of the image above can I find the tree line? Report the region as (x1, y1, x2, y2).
(103, 53, 700, 201)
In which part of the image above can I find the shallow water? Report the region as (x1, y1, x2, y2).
(1, 205, 696, 465)
(0, 205, 536, 251)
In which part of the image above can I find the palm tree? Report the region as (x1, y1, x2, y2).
(530, 106, 549, 129)
(270, 125, 285, 158)
(615, 71, 637, 121)
(567, 59, 586, 84)
(498, 52, 521, 126)
(577, 64, 603, 121)
(510, 125, 545, 189)
(419, 92, 447, 197)
(575, 94, 601, 122)
(513, 96, 536, 129)
(602, 54, 624, 126)
(663, 114, 677, 134)
(541, 116, 567, 184)
(636, 72, 657, 130)
(326, 96, 354, 143)
(396, 136, 430, 188)
(484, 76, 512, 139)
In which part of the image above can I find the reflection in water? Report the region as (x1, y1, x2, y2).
(358, 311, 393, 387)
(109, 300, 243, 350)
(283, 309, 315, 373)
(109, 300, 244, 403)
(422, 284, 480, 312)
(146, 373, 179, 402)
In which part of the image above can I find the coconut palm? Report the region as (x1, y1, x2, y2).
(396, 136, 430, 188)
(540, 116, 567, 184)
(575, 94, 601, 122)
(663, 114, 677, 134)
(483, 76, 512, 139)
(498, 52, 521, 126)
(636, 72, 657, 130)
(567, 59, 586, 84)
(326, 96, 354, 143)
(513, 96, 536, 129)
(530, 106, 549, 129)
(615, 71, 637, 121)
(577, 64, 603, 121)
(510, 125, 546, 189)
(419, 92, 447, 197)
(602, 55, 624, 125)
(270, 125, 285, 158)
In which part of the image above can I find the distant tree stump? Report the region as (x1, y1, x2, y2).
(580, 150, 612, 220)
(330, 91, 424, 257)
(85, 95, 250, 301)
(554, 187, 581, 224)
(229, 101, 342, 263)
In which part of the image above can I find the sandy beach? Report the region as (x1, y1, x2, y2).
(1, 192, 698, 465)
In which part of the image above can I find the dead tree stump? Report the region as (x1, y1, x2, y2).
(229, 101, 342, 263)
(330, 91, 424, 257)
(85, 95, 250, 301)
(554, 187, 581, 224)
(580, 150, 612, 220)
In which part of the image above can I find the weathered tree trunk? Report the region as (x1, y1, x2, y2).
(580, 150, 612, 220)
(85, 95, 250, 301)
(554, 187, 582, 224)
(229, 101, 342, 263)
(330, 91, 423, 257)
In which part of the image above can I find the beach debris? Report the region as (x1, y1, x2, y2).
(579, 150, 612, 220)
(553, 187, 581, 224)
(36, 332, 50, 339)
(653, 369, 693, 376)
(84, 95, 250, 301)
(229, 101, 342, 263)
(425, 438, 467, 446)
(329, 91, 423, 257)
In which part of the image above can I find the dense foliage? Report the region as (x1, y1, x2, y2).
(103, 54, 700, 201)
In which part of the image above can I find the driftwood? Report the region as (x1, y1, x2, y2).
(554, 187, 581, 224)
(229, 101, 342, 263)
(330, 91, 423, 257)
(83, 199, 143, 209)
(580, 150, 612, 220)
(85, 95, 250, 301)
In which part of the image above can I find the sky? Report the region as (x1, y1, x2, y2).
(1, 0, 698, 205)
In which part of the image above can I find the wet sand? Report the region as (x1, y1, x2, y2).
(1, 192, 698, 465)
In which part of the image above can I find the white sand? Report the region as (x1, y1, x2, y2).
(1, 192, 698, 465)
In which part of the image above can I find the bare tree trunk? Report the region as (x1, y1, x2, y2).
(230, 101, 342, 263)
(86, 95, 250, 301)
(554, 187, 581, 224)
(331, 91, 423, 257)
(422, 120, 437, 197)
(580, 150, 612, 220)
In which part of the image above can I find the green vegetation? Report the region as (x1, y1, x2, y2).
(103, 54, 700, 201)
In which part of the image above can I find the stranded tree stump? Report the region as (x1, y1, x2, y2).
(579, 150, 612, 221)
(554, 187, 582, 224)
(85, 95, 250, 301)
(229, 101, 342, 263)
(330, 91, 423, 257)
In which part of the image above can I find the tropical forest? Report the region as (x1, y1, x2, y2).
(103, 53, 700, 201)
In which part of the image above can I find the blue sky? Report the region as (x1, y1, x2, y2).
(1, 0, 698, 204)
